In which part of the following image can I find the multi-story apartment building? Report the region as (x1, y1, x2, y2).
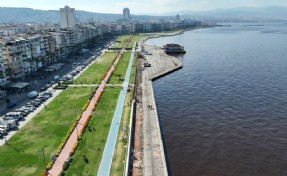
(50, 31, 68, 59)
(60, 6, 76, 28)
(123, 8, 131, 22)
(0, 36, 27, 80)
(41, 33, 57, 64)
(0, 13, 201, 85)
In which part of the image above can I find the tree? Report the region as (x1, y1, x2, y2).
(46, 51, 51, 64)
(5, 67, 13, 77)
(116, 73, 122, 83)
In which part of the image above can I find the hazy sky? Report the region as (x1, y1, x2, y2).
(0, 0, 286, 14)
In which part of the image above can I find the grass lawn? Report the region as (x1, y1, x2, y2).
(110, 53, 137, 175)
(113, 35, 152, 49)
(0, 87, 92, 176)
(108, 52, 131, 84)
(64, 87, 121, 176)
(75, 52, 119, 84)
(129, 53, 137, 85)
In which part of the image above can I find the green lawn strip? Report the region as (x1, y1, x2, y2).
(64, 87, 121, 176)
(108, 52, 131, 84)
(0, 87, 92, 176)
(113, 36, 129, 48)
(75, 52, 119, 84)
(110, 53, 137, 175)
(129, 53, 137, 85)
(113, 35, 152, 49)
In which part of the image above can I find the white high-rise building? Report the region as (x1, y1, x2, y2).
(123, 8, 131, 22)
(60, 6, 76, 28)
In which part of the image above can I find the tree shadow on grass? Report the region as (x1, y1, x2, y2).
(5, 142, 21, 153)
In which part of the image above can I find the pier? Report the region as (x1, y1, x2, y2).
(133, 44, 182, 176)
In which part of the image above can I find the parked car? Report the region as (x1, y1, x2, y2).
(0, 119, 17, 129)
(14, 108, 29, 117)
(42, 91, 53, 97)
(27, 100, 41, 107)
(69, 71, 77, 76)
(4, 112, 23, 121)
(37, 96, 47, 101)
(40, 87, 47, 91)
(0, 125, 7, 134)
(25, 105, 35, 112)
(27, 91, 38, 99)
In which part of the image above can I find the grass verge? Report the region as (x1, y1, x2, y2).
(75, 52, 119, 84)
(113, 35, 151, 49)
(64, 87, 121, 176)
(108, 52, 131, 84)
(0, 87, 92, 176)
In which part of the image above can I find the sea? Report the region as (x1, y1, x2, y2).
(145, 22, 287, 176)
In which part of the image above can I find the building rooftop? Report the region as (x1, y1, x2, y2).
(164, 43, 182, 47)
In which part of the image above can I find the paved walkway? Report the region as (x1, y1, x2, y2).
(48, 52, 123, 176)
(97, 42, 136, 176)
(141, 45, 182, 176)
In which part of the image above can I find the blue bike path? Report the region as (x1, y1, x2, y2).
(97, 43, 136, 176)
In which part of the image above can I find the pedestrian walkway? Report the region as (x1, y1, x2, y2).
(48, 52, 123, 176)
(97, 42, 136, 176)
(141, 45, 182, 176)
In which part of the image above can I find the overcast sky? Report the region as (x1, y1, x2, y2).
(0, 0, 286, 14)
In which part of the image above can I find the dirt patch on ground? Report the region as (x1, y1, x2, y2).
(132, 57, 143, 176)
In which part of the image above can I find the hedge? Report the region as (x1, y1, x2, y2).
(81, 100, 90, 111)
(63, 161, 70, 171)
(69, 142, 79, 156)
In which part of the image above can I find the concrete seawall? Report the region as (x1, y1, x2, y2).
(139, 45, 182, 176)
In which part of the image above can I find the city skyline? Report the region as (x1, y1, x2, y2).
(0, 0, 287, 14)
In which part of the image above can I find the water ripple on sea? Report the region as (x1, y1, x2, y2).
(149, 23, 287, 176)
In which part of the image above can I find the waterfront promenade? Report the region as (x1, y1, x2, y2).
(134, 45, 182, 176)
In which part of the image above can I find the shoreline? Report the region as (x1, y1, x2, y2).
(143, 26, 202, 43)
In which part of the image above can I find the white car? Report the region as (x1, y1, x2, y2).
(25, 105, 36, 112)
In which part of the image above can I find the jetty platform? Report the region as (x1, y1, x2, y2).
(133, 44, 182, 176)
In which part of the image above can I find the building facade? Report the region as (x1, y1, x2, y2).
(123, 8, 131, 22)
(60, 6, 76, 28)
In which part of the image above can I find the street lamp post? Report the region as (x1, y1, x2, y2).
(42, 148, 46, 170)
(36, 148, 46, 171)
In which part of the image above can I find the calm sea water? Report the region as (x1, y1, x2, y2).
(146, 23, 287, 176)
